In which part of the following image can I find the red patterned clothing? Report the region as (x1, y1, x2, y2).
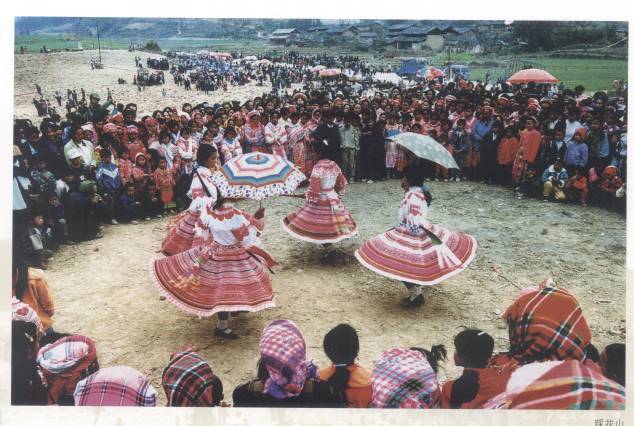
(483, 360, 625, 410)
(264, 122, 289, 157)
(153, 167, 175, 205)
(241, 124, 265, 152)
(355, 188, 476, 286)
(150, 205, 275, 317)
(162, 166, 217, 255)
(282, 160, 357, 244)
(117, 159, 133, 186)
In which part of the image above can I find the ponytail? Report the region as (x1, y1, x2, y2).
(410, 344, 447, 373)
(323, 324, 359, 404)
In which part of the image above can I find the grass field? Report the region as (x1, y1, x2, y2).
(15, 35, 627, 93)
(15, 34, 129, 52)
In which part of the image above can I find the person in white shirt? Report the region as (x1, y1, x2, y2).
(564, 109, 584, 146)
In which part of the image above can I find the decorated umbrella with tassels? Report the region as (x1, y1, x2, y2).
(211, 152, 306, 203)
(390, 132, 459, 169)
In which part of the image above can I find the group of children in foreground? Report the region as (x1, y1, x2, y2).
(12, 246, 626, 409)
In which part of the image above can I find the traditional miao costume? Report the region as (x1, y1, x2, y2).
(177, 137, 199, 161)
(287, 120, 316, 176)
(219, 136, 243, 163)
(482, 279, 625, 410)
(162, 166, 217, 255)
(150, 201, 276, 317)
(241, 112, 266, 153)
(355, 186, 476, 286)
(282, 159, 357, 244)
(384, 124, 401, 170)
(264, 121, 289, 158)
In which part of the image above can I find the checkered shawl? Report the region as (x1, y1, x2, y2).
(37, 335, 99, 404)
(371, 348, 441, 409)
(12, 297, 44, 338)
(74, 366, 157, 406)
(259, 319, 317, 399)
(484, 360, 626, 410)
(162, 349, 217, 407)
(504, 279, 591, 365)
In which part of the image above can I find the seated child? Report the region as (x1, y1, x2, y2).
(22, 211, 53, 269)
(43, 193, 67, 249)
(317, 324, 372, 408)
(141, 181, 164, 219)
(117, 184, 142, 224)
(564, 167, 589, 206)
(541, 158, 568, 201)
(441, 329, 511, 409)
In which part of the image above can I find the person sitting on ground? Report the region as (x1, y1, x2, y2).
(22, 211, 53, 269)
(117, 183, 142, 224)
(36, 334, 99, 405)
(371, 347, 444, 408)
(599, 343, 625, 387)
(317, 324, 372, 408)
(564, 167, 589, 207)
(598, 165, 623, 208)
(483, 278, 625, 409)
(232, 319, 343, 408)
(162, 344, 225, 407)
(541, 158, 568, 202)
(74, 366, 158, 407)
(441, 329, 511, 409)
(12, 257, 68, 346)
(43, 193, 68, 249)
(11, 320, 47, 405)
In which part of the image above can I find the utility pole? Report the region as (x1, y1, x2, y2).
(447, 47, 452, 80)
(96, 18, 102, 63)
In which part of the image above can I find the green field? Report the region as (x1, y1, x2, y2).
(15, 35, 627, 93)
(15, 34, 129, 52)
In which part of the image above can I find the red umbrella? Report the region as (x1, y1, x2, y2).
(426, 66, 446, 79)
(319, 69, 341, 78)
(507, 68, 559, 84)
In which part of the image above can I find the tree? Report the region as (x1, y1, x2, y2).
(144, 40, 161, 52)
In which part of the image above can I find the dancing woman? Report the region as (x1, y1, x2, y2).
(355, 165, 477, 307)
(161, 144, 219, 255)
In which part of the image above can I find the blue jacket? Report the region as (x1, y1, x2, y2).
(96, 162, 121, 193)
(472, 118, 494, 143)
(119, 194, 137, 211)
(564, 142, 588, 167)
(541, 165, 569, 184)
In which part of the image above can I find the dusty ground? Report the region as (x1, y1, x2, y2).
(15, 51, 626, 406)
(42, 180, 626, 405)
(14, 49, 272, 125)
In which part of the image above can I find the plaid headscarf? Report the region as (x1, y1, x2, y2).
(74, 366, 157, 406)
(483, 360, 626, 410)
(259, 319, 317, 399)
(503, 279, 591, 365)
(371, 348, 440, 409)
(162, 347, 218, 407)
(12, 297, 44, 338)
(37, 335, 99, 404)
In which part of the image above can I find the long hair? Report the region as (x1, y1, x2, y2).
(323, 324, 359, 404)
(12, 321, 47, 405)
(13, 257, 29, 300)
(410, 345, 447, 373)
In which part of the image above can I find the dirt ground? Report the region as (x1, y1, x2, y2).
(14, 49, 272, 125)
(41, 180, 626, 405)
(15, 50, 626, 406)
